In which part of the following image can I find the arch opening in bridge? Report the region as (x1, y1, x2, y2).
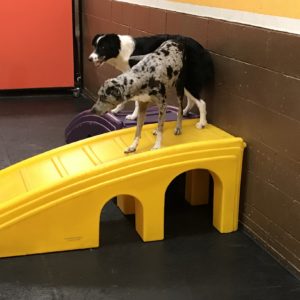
(98, 195, 144, 246)
(164, 169, 215, 238)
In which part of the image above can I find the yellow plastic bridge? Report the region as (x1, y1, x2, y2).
(0, 120, 245, 258)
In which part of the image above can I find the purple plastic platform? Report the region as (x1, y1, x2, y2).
(65, 110, 123, 144)
(65, 105, 198, 144)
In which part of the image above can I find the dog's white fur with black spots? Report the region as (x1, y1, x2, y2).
(92, 40, 187, 153)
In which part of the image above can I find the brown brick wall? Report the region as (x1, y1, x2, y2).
(82, 0, 300, 275)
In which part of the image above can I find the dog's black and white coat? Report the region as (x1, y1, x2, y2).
(89, 33, 214, 127)
(92, 40, 186, 153)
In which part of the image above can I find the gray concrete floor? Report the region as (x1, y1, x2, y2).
(0, 93, 299, 300)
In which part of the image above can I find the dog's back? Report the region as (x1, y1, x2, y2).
(119, 40, 186, 100)
(131, 35, 213, 93)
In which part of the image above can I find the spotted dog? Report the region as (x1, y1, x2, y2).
(89, 34, 214, 126)
(92, 40, 186, 153)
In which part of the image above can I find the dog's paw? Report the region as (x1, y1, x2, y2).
(183, 109, 189, 117)
(152, 129, 158, 136)
(151, 145, 161, 150)
(196, 119, 207, 129)
(125, 113, 138, 120)
(174, 127, 182, 135)
(124, 146, 136, 153)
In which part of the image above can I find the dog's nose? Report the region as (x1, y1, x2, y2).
(88, 55, 93, 62)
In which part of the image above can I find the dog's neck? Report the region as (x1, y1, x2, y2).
(112, 73, 139, 102)
(107, 35, 135, 72)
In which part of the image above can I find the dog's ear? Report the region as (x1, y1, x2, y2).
(106, 85, 123, 100)
(97, 86, 104, 97)
(92, 34, 104, 46)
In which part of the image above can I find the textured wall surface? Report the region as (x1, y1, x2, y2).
(82, 0, 300, 275)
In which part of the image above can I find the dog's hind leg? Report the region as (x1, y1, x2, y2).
(194, 98, 207, 129)
(124, 102, 148, 153)
(152, 100, 167, 150)
(174, 95, 184, 135)
(184, 89, 207, 129)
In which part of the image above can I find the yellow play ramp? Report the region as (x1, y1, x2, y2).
(0, 120, 245, 258)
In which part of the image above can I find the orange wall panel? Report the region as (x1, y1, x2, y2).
(0, 0, 74, 90)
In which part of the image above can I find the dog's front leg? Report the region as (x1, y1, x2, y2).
(183, 95, 194, 116)
(126, 95, 151, 120)
(125, 101, 139, 120)
(124, 102, 148, 153)
(111, 102, 125, 114)
(184, 90, 207, 129)
(152, 100, 167, 150)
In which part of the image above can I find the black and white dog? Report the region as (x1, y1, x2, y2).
(92, 40, 186, 153)
(88, 33, 214, 127)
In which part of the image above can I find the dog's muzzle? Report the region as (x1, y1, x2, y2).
(88, 52, 105, 67)
(90, 106, 98, 114)
(91, 102, 111, 116)
(91, 105, 104, 115)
